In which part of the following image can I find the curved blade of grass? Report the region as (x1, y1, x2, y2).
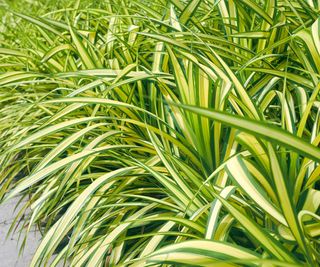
(69, 25, 96, 69)
(226, 155, 287, 226)
(205, 186, 236, 239)
(30, 166, 136, 267)
(9, 117, 106, 152)
(4, 145, 136, 201)
(176, 104, 320, 162)
(213, 193, 297, 263)
(267, 144, 312, 263)
(34, 123, 108, 171)
(146, 240, 260, 265)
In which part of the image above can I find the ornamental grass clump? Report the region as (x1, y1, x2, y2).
(0, 0, 319, 266)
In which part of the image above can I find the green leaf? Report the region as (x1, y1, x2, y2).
(176, 104, 320, 162)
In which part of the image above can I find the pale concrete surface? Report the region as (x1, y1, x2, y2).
(0, 197, 41, 267)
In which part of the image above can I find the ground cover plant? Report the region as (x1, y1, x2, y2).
(0, 0, 319, 266)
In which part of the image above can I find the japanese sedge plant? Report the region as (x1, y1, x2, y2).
(0, 0, 319, 266)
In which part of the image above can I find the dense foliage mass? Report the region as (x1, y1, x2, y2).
(0, 0, 320, 266)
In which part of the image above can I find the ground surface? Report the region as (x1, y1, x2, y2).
(0, 197, 41, 267)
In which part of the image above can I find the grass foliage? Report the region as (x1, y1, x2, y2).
(0, 0, 320, 266)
